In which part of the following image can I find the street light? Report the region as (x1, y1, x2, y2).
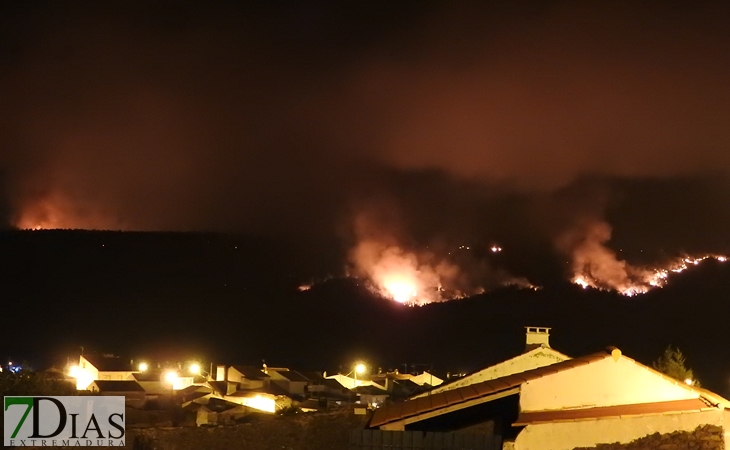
(354, 363, 366, 387)
(164, 370, 178, 394)
(138, 362, 148, 372)
(189, 363, 201, 375)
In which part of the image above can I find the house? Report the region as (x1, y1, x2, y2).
(411, 326, 568, 399)
(190, 397, 253, 427)
(512, 347, 730, 450)
(207, 367, 293, 413)
(87, 380, 146, 408)
(178, 384, 213, 407)
(131, 371, 174, 396)
(408, 371, 445, 387)
(327, 373, 375, 389)
(353, 385, 389, 408)
(329, 369, 443, 392)
(264, 366, 310, 396)
(370, 346, 730, 450)
(389, 378, 431, 399)
(223, 383, 293, 413)
(73, 354, 138, 390)
(222, 365, 270, 389)
(307, 377, 352, 400)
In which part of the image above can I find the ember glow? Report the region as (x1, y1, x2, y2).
(382, 279, 418, 303)
(562, 220, 727, 296)
(15, 191, 123, 231)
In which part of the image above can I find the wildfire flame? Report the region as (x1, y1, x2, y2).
(349, 240, 445, 305)
(572, 254, 727, 296)
(15, 191, 123, 231)
(382, 279, 418, 303)
(563, 219, 727, 296)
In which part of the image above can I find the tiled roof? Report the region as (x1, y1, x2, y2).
(370, 350, 612, 428)
(90, 380, 144, 392)
(514, 398, 713, 425)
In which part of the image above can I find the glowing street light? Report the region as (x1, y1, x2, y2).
(163, 370, 179, 399)
(164, 370, 178, 384)
(353, 363, 367, 387)
(189, 363, 201, 375)
(138, 362, 148, 372)
(684, 378, 693, 386)
(69, 365, 81, 378)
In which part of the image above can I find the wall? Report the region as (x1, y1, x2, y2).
(412, 348, 568, 399)
(410, 372, 444, 387)
(514, 409, 723, 450)
(328, 373, 373, 389)
(97, 370, 135, 381)
(520, 356, 696, 412)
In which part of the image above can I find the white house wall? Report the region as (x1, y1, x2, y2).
(328, 373, 373, 389)
(515, 409, 724, 450)
(409, 372, 444, 387)
(413, 348, 568, 399)
(520, 356, 697, 412)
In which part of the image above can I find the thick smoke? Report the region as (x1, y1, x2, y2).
(2, 2, 730, 235)
(557, 219, 640, 292)
(557, 218, 728, 296)
(3, 2, 730, 295)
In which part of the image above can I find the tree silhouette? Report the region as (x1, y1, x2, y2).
(652, 346, 699, 387)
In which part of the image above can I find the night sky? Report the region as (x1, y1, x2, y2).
(2, 2, 730, 394)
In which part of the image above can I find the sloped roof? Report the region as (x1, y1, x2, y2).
(90, 380, 144, 392)
(132, 371, 164, 382)
(279, 370, 310, 382)
(82, 354, 133, 372)
(178, 385, 212, 403)
(353, 385, 389, 395)
(370, 350, 612, 428)
(228, 382, 291, 397)
(310, 378, 348, 390)
(514, 398, 714, 425)
(413, 346, 570, 399)
(298, 371, 325, 382)
(231, 366, 269, 380)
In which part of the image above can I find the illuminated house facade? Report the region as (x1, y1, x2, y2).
(207, 364, 292, 413)
(329, 370, 444, 391)
(370, 347, 730, 450)
(264, 366, 311, 396)
(72, 354, 138, 390)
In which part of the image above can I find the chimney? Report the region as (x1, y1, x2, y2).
(525, 326, 551, 351)
(216, 364, 227, 382)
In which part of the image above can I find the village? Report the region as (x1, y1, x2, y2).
(6, 326, 726, 450)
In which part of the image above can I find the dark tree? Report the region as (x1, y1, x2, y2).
(652, 346, 699, 387)
(0, 370, 77, 396)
